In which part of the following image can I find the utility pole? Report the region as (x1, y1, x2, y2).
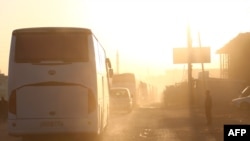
(173, 25, 210, 107)
(116, 49, 120, 74)
(198, 32, 206, 90)
(187, 24, 193, 106)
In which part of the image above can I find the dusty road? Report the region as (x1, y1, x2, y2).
(104, 107, 218, 141)
(1, 105, 249, 141)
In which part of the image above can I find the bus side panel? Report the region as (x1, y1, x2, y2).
(92, 34, 110, 134)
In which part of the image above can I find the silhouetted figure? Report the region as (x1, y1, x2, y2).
(205, 90, 212, 125)
(0, 97, 3, 122)
(0, 97, 7, 122)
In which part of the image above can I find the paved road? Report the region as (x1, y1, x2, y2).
(1, 105, 249, 141)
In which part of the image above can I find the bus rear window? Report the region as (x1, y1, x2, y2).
(14, 32, 89, 63)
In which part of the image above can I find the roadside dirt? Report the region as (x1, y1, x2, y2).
(163, 103, 250, 141)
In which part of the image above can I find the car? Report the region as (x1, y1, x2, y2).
(232, 86, 250, 110)
(110, 87, 133, 112)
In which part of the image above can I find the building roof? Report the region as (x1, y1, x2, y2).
(217, 32, 250, 54)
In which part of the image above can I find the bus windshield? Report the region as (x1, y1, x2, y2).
(14, 32, 89, 63)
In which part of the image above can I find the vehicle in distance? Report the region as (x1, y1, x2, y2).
(232, 86, 250, 110)
(111, 73, 139, 107)
(110, 87, 133, 112)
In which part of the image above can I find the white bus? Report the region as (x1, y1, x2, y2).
(8, 27, 113, 138)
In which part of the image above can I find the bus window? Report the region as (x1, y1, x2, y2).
(15, 32, 89, 63)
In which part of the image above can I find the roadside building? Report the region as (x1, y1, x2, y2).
(217, 32, 250, 83)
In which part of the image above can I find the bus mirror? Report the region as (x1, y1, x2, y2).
(106, 58, 112, 68)
(109, 68, 114, 78)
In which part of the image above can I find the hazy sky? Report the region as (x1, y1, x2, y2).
(1, 0, 250, 78)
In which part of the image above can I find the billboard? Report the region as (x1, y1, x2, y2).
(173, 47, 211, 64)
